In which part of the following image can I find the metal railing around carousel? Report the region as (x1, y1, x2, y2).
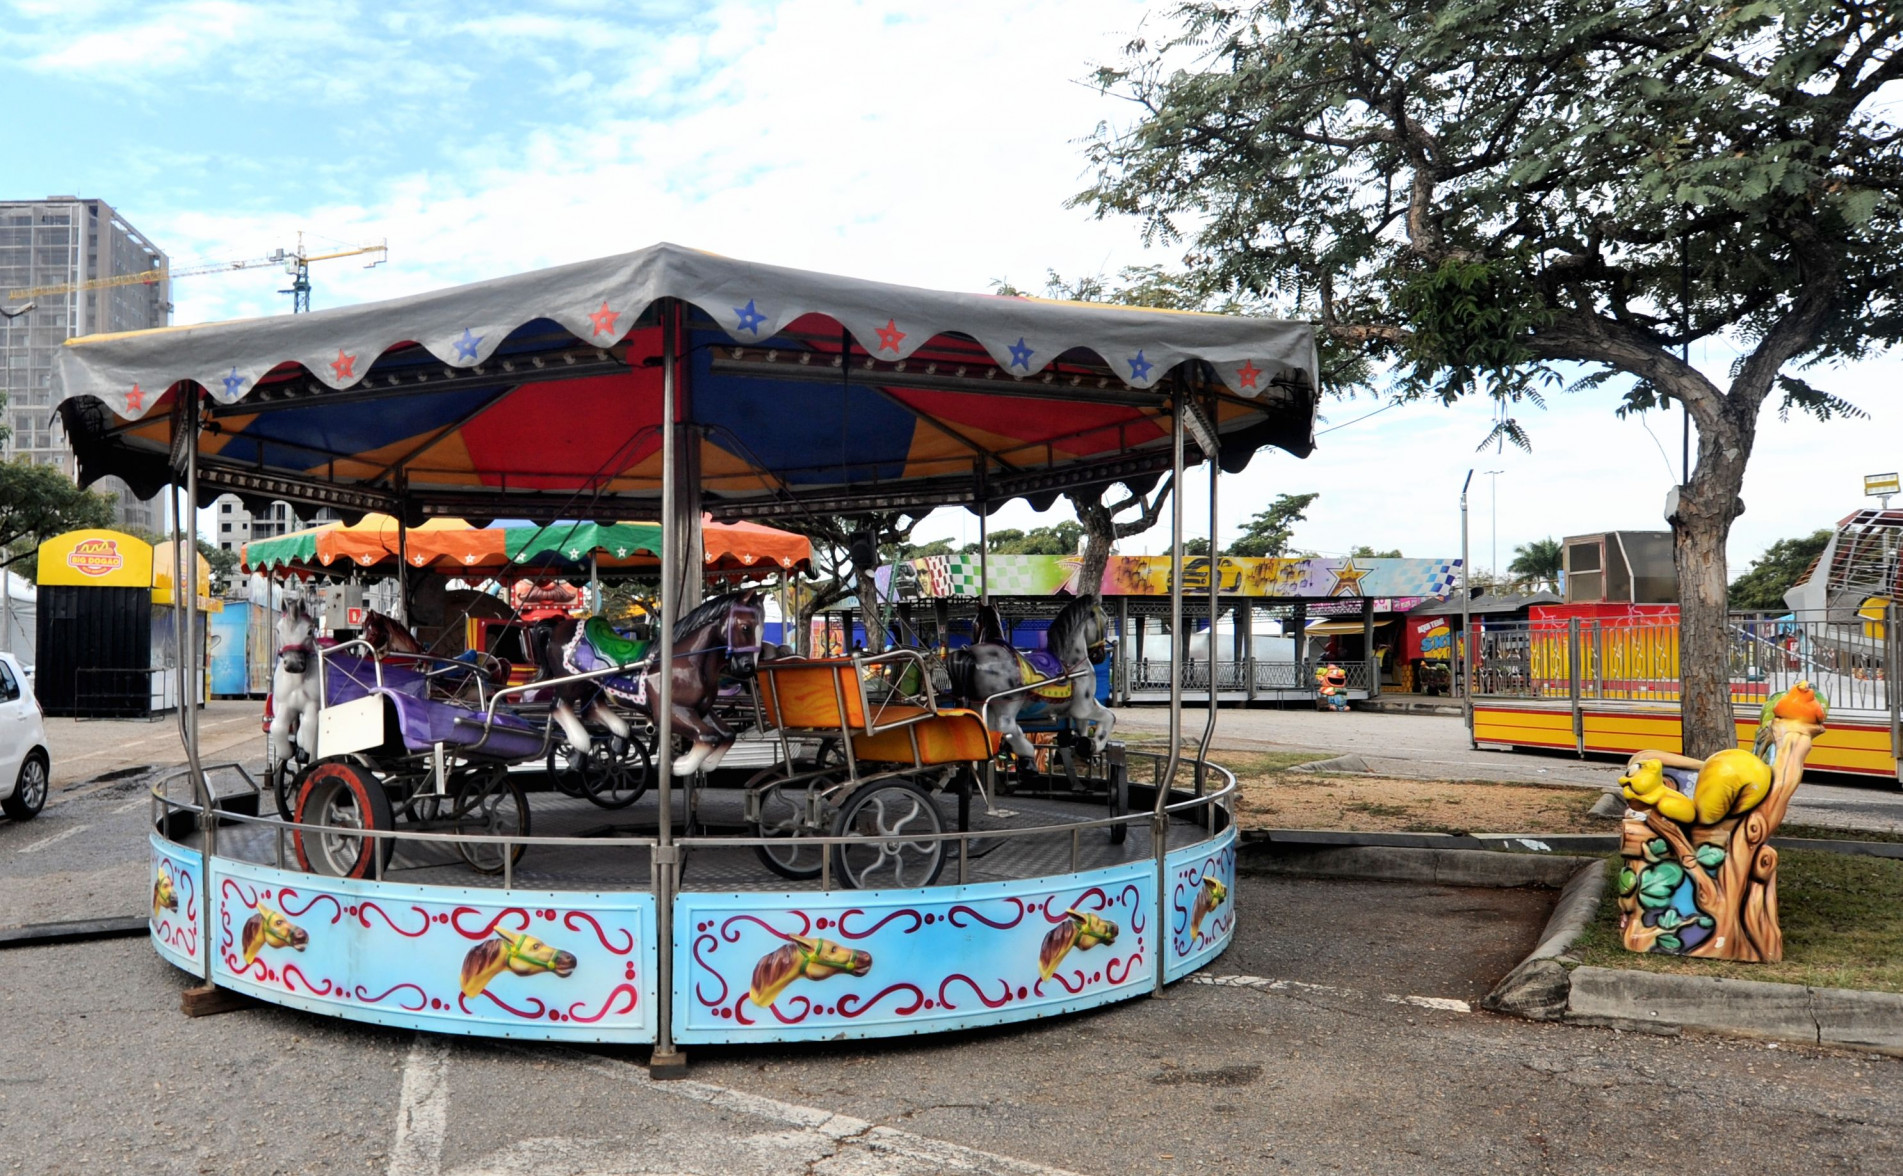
(149, 750, 1237, 898)
(1130, 657, 1376, 697)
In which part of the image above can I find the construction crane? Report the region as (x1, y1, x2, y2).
(4, 234, 388, 314)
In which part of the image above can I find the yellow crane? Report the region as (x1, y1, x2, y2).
(4, 234, 388, 313)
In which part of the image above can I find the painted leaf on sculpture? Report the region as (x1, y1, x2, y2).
(1636, 862, 1684, 908)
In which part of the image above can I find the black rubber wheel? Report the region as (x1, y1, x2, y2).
(831, 778, 945, 889)
(293, 759, 394, 879)
(1107, 759, 1129, 846)
(453, 770, 530, 875)
(558, 735, 651, 810)
(749, 765, 827, 880)
(270, 759, 298, 822)
(2, 751, 47, 821)
(547, 741, 590, 797)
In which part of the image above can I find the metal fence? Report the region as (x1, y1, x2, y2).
(1129, 657, 1375, 697)
(1469, 611, 1899, 719)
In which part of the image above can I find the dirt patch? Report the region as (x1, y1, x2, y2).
(1232, 772, 1604, 834)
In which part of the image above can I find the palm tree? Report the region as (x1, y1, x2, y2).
(1508, 537, 1562, 592)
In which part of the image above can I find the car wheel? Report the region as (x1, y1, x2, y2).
(1, 751, 48, 821)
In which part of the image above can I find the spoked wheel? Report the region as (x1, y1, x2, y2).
(269, 758, 298, 822)
(453, 769, 530, 875)
(551, 735, 653, 810)
(831, 779, 945, 889)
(292, 759, 394, 879)
(747, 766, 829, 880)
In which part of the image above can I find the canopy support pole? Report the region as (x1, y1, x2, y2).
(1198, 414, 1220, 794)
(171, 390, 211, 987)
(590, 553, 600, 617)
(652, 298, 684, 1075)
(396, 505, 410, 626)
(1154, 386, 1186, 995)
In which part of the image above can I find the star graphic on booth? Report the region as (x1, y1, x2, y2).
(1008, 337, 1034, 370)
(1329, 557, 1369, 597)
(1127, 350, 1154, 381)
(452, 328, 483, 362)
(588, 300, 619, 337)
(733, 298, 766, 334)
(329, 349, 357, 380)
(125, 384, 143, 411)
(221, 367, 246, 395)
(1236, 360, 1261, 389)
(875, 318, 906, 353)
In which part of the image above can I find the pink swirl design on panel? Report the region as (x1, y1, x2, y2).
(459, 988, 547, 1020)
(767, 995, 812, 1024)
(720, 912, 809, 942)
(835, 983, 925, 1018)
(835, 907, 922, 939)
(219, 877, 261, 910)
(947, 899, 1026, 930)
(938, 974, 1012, 1009)
(563, 911, 635, 955)
(692, 934, 728, 1008)
(567, 984, 640, 1024)
(355, 982, 428, 1010)
(156, 918, 197, 954)
(282, 964, 334, 996)
(1105, 951, 1142, 985)
(1047, 968, 1088, 995)
(450, 906, 531, 939)
(355, 901, 431, 937)
(275, 889, 344, 924)
(227, 954, 270, 981)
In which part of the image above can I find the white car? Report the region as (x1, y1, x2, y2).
(0, 652, 48, 821)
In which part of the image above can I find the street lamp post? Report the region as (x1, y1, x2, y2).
(0, 302, 37, 655)
(1483, 469, 1503, 582)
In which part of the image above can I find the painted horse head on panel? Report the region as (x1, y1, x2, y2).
(528, 589, 764, 777)
(944, 594, 1114, 762)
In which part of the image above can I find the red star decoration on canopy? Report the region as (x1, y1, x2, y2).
(875, 318, 906, 353)
(125, 384, 144, 411)
(1236, 361, 1261, 389)
(329, 349, 357, 380)
(588, 300, 620, 337)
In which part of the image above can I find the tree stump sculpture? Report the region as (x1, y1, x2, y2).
(1615, 683, 1828, 963)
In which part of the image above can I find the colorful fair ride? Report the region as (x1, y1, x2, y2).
(57, 242, 1317, 1065)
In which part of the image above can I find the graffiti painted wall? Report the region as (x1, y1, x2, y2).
(673, 859, 1158, 1044)
(877, 554, 1461, 602)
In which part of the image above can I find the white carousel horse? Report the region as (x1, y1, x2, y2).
(268, 597, 321, 773)
(944, 594, 1115, 761)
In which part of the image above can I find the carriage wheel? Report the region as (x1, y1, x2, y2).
(831, 779, 945, 889)
(293, 759, 394, 880)
(270, 758, 299, 822)
(579, 735, 651, 810)
(453, 769, 530, 875)
(546, 742, 590, 798)
(747, 765, 827, 880)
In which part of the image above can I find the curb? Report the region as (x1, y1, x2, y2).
(1480, 858, 1607, 1019)
(1238, 840, 1593, 889)
(0, 916, 148, 950)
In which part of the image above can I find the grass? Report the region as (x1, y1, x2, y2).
(1570, 849, 1903, 994)
(1778, 823, 1903, 845)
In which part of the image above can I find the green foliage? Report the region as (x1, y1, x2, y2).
(196, 538, 240, 595)
(1229, 492, 1320, 559)
(1695, 843, 1728, 871)
(1507, 537, 1563, 591)
(0, 461, 117, 576)
(1636, 861, 1685, 909)
(896, 537, 956, 559)
(1617, 866, 1637, 897)
(1729, 528, 1833, 610)
(1643, 837, 1670, 864)
(983, 523, 1084, 555)
(1351, 544, 1402, 559)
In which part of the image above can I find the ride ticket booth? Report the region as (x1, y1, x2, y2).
(34, 528, 219, 717)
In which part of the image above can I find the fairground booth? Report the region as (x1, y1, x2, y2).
(54, 243, 1317, 1063)
(34, 528, 219, 717)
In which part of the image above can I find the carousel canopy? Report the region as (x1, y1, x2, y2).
(54, 243, 1319, 520)
(240, 513, 812, 576)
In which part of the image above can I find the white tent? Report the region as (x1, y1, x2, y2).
(2, 570, 35, 671)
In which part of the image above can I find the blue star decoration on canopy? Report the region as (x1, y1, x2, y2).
(453, 328, 483, 362)
(1127, 350, 1153, 381)
(221, 367, 246, 395)
(1008, 338, 1034, 370)
(733, 299, 766, 335)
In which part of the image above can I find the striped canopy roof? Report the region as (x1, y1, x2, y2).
(53, 243, 1319, 520)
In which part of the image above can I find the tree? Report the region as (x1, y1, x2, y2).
(1508, 537, 1563, 593)
(1228, 493, 1320, 558)
(985, 522, 1084, 555)
(196, 539, 240, 597)
(1079, 2, 1903, 756)
(1729, 529, 1832, 611)
(1351, 544, 1402, 559)
(1070, 477, 1175, 596)
(0, 461, 117, 579)
(779, 513, 925, 654)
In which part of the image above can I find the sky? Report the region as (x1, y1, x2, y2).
(3, 0, 1896, 577)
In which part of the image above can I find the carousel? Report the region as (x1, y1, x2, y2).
(56, 242, 1318, 1065)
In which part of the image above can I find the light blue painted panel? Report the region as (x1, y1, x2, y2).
(1164, 826, 1238, 982)
(673, 858, 1158, 1044)
(149, 834, 206, 975)
(205, 855, 657, 1043)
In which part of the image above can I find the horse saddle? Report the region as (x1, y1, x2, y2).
(1016, 649, 1074, 702)
(562, 616, 652, 706)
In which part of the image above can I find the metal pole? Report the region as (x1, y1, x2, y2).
(978, 504, 989, 604)
(1154, 389, 1186, 995)
(1197, 430, 1219, 789)
(395, 510, 409, 625)
(590, 552, 601, 617)
(173, 392, 211, 986)
(652, 299, 682, 1071)
(1460, 469, 1474, 746)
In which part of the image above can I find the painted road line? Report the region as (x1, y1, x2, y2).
(1193, 973, 1471, 1013)
(388, 1034, 452, 1176)
(16, 825, 86, 855)
(554, 1047, 1094, 1176)
(111, 795, 151, 815)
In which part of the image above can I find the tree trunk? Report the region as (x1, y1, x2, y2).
(1077, 507, 1113, 600)
(1668, 405, 1753, 760)
(856, 568, 886, 653)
